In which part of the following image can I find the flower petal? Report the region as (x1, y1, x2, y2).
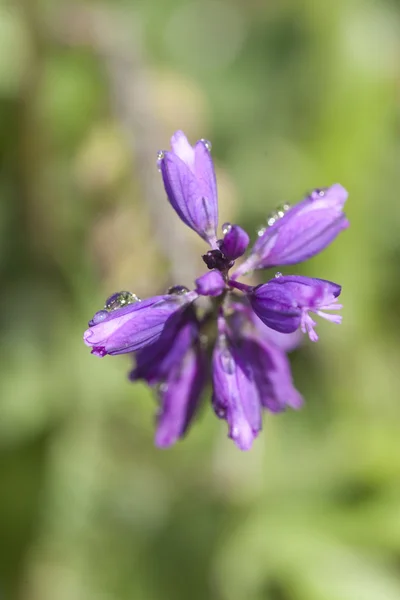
(233, 184, 349, 276)
(195, 270, 226, 296)
(159, 131, 218, 245)
(155, 347, 206, 448)
(212, 333, 259, 450)
(219, 224, 249, 260)
(84, 292, 197, 356)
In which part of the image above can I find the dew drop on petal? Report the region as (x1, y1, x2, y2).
(105, 291, 141, 311)
(257, 226, 266, 237)
(283, 203, 291, 211)
(311, 187, 327, 199)
(275, 272, 283, 278)
(156, 150, 165, 171)
(167, 285, 190, 295)
(267, 212, 278, 227)
(222, 222, 232, 235)
(89, 309, 109, 326)
(276, 206, 286, 218)
(159, 382, 168, 394)
(200, 138, 212, 151)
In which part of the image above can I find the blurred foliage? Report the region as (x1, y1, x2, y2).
(1, 0, 400, 599)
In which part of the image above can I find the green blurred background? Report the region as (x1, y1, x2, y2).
(1, 0, 400, 598)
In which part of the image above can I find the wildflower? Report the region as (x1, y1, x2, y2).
(84, 130, 348, 450)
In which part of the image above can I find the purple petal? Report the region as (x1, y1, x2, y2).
(212, 334, 259, 451)
(170, 130, 195, 166)
(233, 184, 349, 275)
(131, 318, 198, 384)
(252, 318, 302, 352)
(195, 270, 226, 297)
(83, 292, 198, 356)
(219, 224, 250, 260)
(194, 140, 218, 233)
(159, 131, 218, 245)
(155, 347, 206, 448)
(249, 284, 302, 334)
(239, 337, 303, 412)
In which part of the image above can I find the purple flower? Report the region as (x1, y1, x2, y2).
(233, 184, 348, 277)
(158, 131, 218, 246)
(84, 291, 198, 356)
(249, 275, 342, 341)
(84, 130, 349, 450)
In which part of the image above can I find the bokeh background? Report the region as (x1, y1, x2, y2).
(1, 0, 400, 599)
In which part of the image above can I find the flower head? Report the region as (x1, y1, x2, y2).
(84, 131, 349, 450)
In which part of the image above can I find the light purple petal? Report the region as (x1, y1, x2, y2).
(170, 130, 195, 167)
(194, 139, 218, 235)
(195, 270, 226, 296)
(233, 184, 349, 276)
(159, 131, 218, 245)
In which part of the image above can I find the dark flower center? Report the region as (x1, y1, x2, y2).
(202, 249, 234, 272)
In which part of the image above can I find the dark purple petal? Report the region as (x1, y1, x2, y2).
(155, 347, 206, 448)
(131, 318, 198, 384)
(238, 337, 303, 412)
(159, 131, 218, 245)
(219, 224, 250, 260)
(195, 270, 226, 296)
(233, 184, 349, 276)
(250, 284, 302, 334)
(250, 275, 342, 340)
(83, 292, 198, 356)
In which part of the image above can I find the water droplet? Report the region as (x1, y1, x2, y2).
(311, 187, 327, 199)
(200, 138, 212, 151)
(275, 272, 283, 278)
(156, 150, 165, 171)
(257, 226, 266, 237)
(267, 211, 279, 227)
(167, 285, 190, 295)
(159, 382, 168, 394)
(105, 291, 140, 311)
(283, 203, 291, 212)
(222, 222, 232, 235)
(89, 309, 109, 326)
(277, 204, 290, 218)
